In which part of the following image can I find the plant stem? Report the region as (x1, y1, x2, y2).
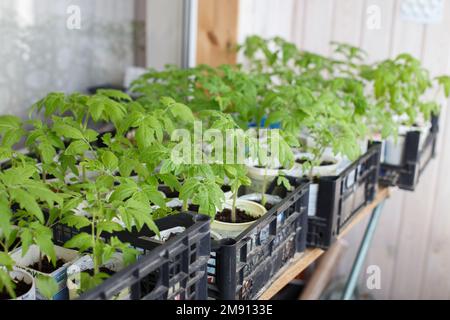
(182, 199, 188, 212)
(92, 201, 99, 275)
(38, 251, 43, 272)
(82, 164, 87, 183)
(231, 189, 237, 223)
(261, 166, 268, 206)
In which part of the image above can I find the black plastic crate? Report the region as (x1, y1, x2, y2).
(52, 213, 211, 300)
(307, 143, 381, 249)
(207, 180, 310, 300)
(379, 115, 438, 191)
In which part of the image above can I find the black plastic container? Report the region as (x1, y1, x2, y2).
(207, 180, 310, 300)
(307, 143, 381, 249)
(379, 115, 438, 191)
(52, 213, 211, 300)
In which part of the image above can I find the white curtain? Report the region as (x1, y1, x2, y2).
(0, 0, 135, 117)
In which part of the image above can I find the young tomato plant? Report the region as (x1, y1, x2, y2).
(61, 151, 160, 293)
(0, 162, 63, 299)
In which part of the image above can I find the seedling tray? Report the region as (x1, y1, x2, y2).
(207, 180, 310, 300)
(379, 115, 438, 191)
(307, 143, 381, 249)
(52, 213, 210, 300)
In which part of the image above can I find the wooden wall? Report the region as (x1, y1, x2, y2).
(238, 0, 450, 299)
(196, 0, 239, 66)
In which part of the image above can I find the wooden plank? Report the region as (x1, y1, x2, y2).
(258, 248, 324, 300)
(338, 187, 392, 239)
(196, 0, 239, 66)
(259, 187, 391, 300)
(299, 239, 348, 300)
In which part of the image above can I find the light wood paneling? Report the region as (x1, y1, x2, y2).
(237, 0, 450, 299)
(196, 0, 239, 66)
(301, 0, 335, 55)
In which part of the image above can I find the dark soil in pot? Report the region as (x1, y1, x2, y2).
(295, 158, 309, 165)
(41, 173, 57, 181)
(221, 185, 231, 193)
(85, 267, 115, 277)
(172, 204, 200, 213)
(29, 259, 66, 274)
(254, 165, 281, 170)
(158, 185, 179, 198)
(253, 201, 274, 211)
(296, 159, 334, 166)
(215, 208, 257, 223)
(0, 278, 32, 300)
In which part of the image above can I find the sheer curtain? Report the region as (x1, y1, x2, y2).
(0, 0, 135, 117)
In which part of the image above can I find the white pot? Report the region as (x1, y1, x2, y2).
(239, 193, 282, 207)
(245, 164, 280, 193)
(308, 183, 319, 216)
(384, 135, 405, 165)
(12, 245, 79, 300)
(359, 138, 369, 155)
(3, 267, 36, 300)
(211, 199, 267, 239)
(285, 152, 341, 178)
(384, 124, 431, 166)
(371, 133, 386, 163)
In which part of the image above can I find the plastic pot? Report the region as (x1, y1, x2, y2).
(211, 199, 267, 239)
(67, 253, 129, 300)
(1, 267, 36, 300)
(12, 245, 79, 300)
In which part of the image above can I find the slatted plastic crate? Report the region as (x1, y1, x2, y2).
(207, 180, 310, 300)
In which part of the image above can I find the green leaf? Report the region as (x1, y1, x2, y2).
(118, 158, 135, 177)
(10, 189, 44, 223)
(0, 115, 22, 133)
(38, 141, 56, 164)
(65, 140, 89, 156)
(0, 199, 12, 237)
(87, 96, 105, 122)
(20, 229, 33, 256)
(64, 232, 92, 252)
(0, 252, 14, 269)
(35, 233, 57, 265)
(97, 221, 123, 234)
(169, 102, 195, 123)
(110, 184, 137, 202)
(98, 89, 132, 102)
(52, 123, 84, 140)
(36, 275, 59, 300)
(0, 269, 16, 299)
(61, 215, 91, 229)
(145, 190, 166, 208)
(101, 151, 118, 171)
(23, 181, 63, 207)
(135, 124, 153, 150)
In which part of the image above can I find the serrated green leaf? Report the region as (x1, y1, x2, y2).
(36, 275, 59, 300)
(101, 151, 118, 171)
(64, 232, 92, 252)
(65, 140, 89, 156)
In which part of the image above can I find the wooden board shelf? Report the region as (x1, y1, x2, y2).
(258, 187, 392, 300)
